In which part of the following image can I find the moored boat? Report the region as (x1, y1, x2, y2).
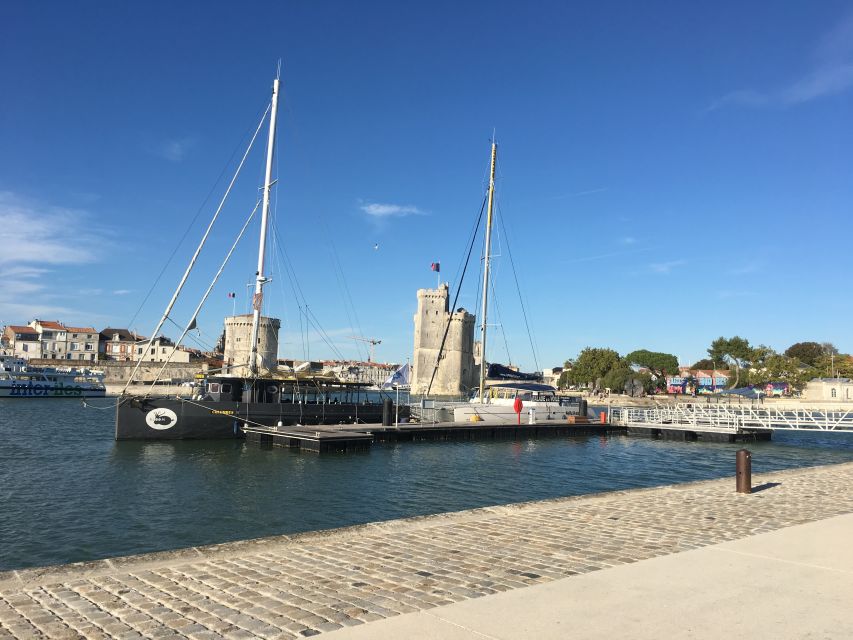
(0, 354, 106, 398)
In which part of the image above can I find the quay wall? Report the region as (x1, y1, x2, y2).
(0, 462, 851, 637)
(29, 358, 203, 384)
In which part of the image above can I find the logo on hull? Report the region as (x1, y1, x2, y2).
(145, 408, 178, 430)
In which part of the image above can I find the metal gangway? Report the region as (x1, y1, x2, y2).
(610, 403, 853, 434)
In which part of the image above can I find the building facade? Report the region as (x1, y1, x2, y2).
(63, 326, 99, 361)
(410, 284, 476, 396)
(2, 325, 40, 359)
(100, 328, 141, 361)
(804, 378, 853, 402)
(134, 337, 191, 364)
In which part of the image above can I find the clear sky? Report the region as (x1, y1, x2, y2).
(2, 1, 852, 369)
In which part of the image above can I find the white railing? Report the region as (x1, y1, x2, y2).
(610, 403, 853, 433)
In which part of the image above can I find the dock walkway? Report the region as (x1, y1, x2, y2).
(1, 462, 852, 638)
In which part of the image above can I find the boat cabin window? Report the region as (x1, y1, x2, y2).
(208, 382, 220, 393)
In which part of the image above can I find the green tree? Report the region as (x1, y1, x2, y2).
(569, 348, 621, 388)
(783, 342, 825, 367)
(749, 354, 811, 391)
(601, 361, 632, 393)
(624, 349, 679, 380)
(692, 358, 715, 370)
(708, 336, 752, 388)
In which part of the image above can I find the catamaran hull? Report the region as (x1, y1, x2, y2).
(115, 396, 400, 440)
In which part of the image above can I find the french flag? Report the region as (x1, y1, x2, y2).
(430, 262, 440, 273)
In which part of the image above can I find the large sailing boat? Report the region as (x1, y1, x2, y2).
(452, 142, 580, 423)
(115, 74, 402, 440)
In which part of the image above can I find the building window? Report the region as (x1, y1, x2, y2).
(85, 343, 93, 351)
(70, 342, 80, 351)
(831, 388, 837, 398)
(137, 347, 143, 354)
(162, 348, 167, 354)
(22, 344, 28, 352)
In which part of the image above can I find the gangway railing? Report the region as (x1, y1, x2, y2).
(610, 403, 853, 433)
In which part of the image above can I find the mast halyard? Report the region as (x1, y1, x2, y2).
(478, 141, 497, 402)
(248, 76, 280, 376)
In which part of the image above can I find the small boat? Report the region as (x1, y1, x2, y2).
(115, 71, 407, 439)
(0, 354, 106, 398)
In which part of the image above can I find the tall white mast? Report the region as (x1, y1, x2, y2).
(248, 75, 280, 375)
(478, 141, 497, 402)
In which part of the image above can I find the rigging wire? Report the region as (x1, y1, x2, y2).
(126, 99, 272, 331)
(122, 103, 272, 395)
(495, 198, 541, 373)
(425, 192, 488, 397)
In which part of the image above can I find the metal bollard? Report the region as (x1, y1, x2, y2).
(736, 449, 752, 494)
(382, 398, 393, 426)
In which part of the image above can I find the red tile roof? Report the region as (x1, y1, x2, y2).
(36, 320, 65, 330)
(64, 326, 97, 333)
(6, 325, 38, 335)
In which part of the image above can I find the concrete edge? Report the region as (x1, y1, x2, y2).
(3, 460, 850, 591)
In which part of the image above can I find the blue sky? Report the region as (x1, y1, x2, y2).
(2, 1, 852, 369)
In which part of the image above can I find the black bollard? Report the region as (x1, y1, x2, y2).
(382, 398, 393, 426)
(736, 449, 752, 494)
(579, 399, 588, 418)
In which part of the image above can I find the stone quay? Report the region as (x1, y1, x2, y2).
(1, 462, 852, 639)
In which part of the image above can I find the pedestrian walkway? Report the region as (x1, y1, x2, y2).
(325, 512, 853, 639)
(1, 462, 851, 639)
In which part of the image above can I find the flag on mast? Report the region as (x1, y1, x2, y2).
(227, 292, 236, 298)
(252, 292, 263, 311)
(430, 262, 440, 273)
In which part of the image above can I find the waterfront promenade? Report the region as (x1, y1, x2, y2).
(1, 462, 851, 639)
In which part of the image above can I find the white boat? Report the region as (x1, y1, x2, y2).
(452, 142, 582, 424)
(0, 354, 106, 398)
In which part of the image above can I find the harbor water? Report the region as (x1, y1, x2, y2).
(2, 398, 853, 572)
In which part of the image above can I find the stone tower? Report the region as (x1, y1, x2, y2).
(411, 284, 476, 395)
(223, 314, 280, 375)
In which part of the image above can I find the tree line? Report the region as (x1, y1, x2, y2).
(559, 338, 850, 393)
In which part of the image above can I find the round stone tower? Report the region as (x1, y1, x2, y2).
(223, 314, 280, 375)
(411, 284, 475, 395)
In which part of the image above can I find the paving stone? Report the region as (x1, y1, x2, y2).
(0, 463, 851, 638)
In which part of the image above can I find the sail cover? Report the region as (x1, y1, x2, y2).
(486, 363, 541, 381)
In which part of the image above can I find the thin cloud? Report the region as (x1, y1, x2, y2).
(707, 12, 853, 111)
(619, 236, 637, 245)
(113, 289, 132, 295)
(151, 137, 196, 162)
(359, 202, 425, 218)
(0, 192, 97, 265)
(649, 259, 686, 274)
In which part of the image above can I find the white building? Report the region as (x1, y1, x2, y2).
(804, 378, 853, 402)
(134, 337, 191, 363)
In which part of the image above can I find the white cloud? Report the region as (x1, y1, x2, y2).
(0, 192, 97, 265)
(113, 289, 132, 295)
(359, 202, 425, 218)
(707, 12, 853, 110)
(151, 137, 196, 162)
(0, 193, 108, 324)
(649, 259, 686, 274)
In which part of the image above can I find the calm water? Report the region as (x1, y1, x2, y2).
(2, 399, 853, 572)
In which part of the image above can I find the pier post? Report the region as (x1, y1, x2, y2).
(736, 449, 752, 494)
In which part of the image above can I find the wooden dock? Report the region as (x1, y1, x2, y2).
(243, 419, 623, 453)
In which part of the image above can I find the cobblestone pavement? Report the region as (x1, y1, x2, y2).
(2, 462, 852, 639)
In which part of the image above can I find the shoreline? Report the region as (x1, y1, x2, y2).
(1, 461, 851, 637)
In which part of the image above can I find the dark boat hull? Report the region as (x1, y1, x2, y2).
(115, 396, 401, 440)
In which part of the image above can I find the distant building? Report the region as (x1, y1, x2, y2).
(667, 369, 730, 393)
(2, 325, 40, 359)
(133, 336, 191, 363)
(100, 328, 142, 361)
(410, 284, 476, 396)
(322, 360, 397, 386)
(63, 325, 99, 362)
(541, 367, 563, 388)
(804, 378, 853, 402)
(28, 319, 67, 360)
